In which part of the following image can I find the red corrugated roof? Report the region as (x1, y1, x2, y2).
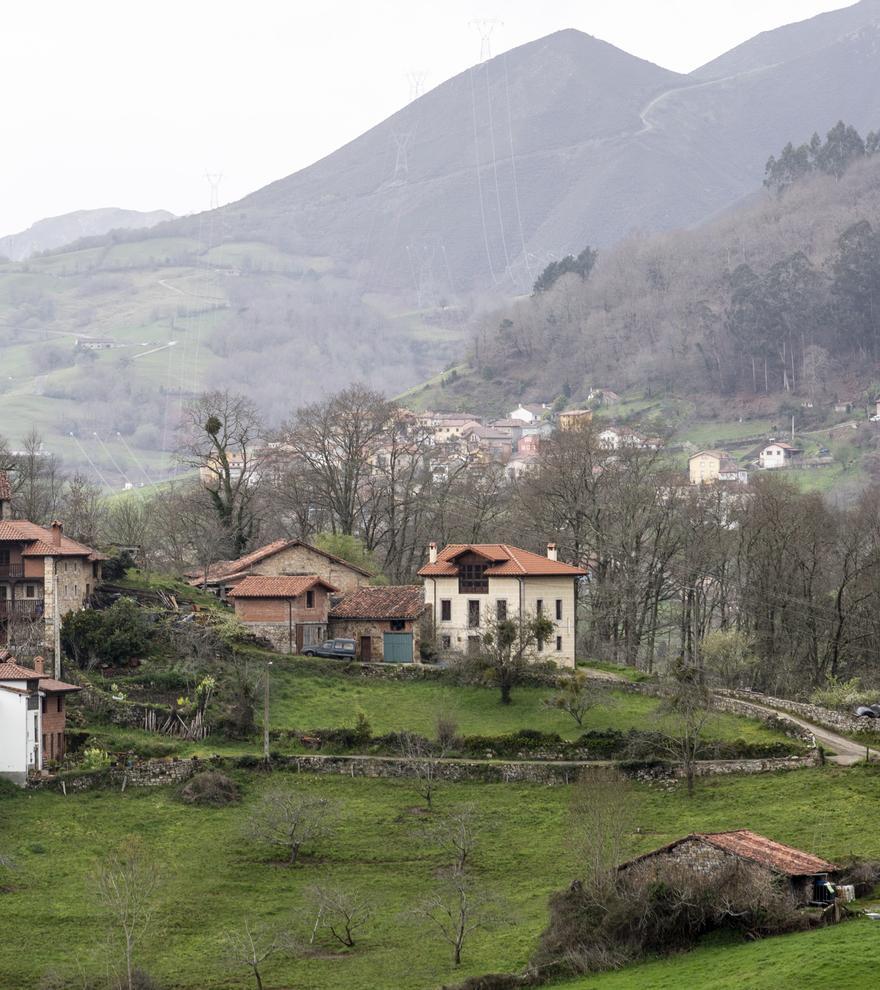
(329, 585, 426, 620)
(621, 830, 837, 877)
(227, 575, 338, 598)
(418, 543, 586, 577)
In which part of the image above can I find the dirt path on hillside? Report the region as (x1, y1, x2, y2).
(730, 697, 880, 766)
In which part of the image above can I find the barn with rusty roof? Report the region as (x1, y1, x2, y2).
(329, 585, 428, 663)
(618, 830, 839, 906)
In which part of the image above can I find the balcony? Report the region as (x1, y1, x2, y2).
(0, 564, 24, 579)
(0, 600, 44, 620)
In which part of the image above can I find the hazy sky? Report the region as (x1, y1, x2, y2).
(2, 0, 856, 235)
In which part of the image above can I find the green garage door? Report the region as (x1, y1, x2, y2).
(383, 632, 414, 663)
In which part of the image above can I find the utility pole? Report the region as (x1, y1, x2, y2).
(53, 570, 61, 679)
(263, 660, 273, 762)
(288, 600, 293, 656)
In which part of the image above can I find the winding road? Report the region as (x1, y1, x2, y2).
(719, 696, 880, 767)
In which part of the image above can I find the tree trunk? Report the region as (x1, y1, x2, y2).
(289, 843, 300, 866)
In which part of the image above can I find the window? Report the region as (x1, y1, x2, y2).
(468, 600, 480, 628)
(467, 635, 481, 655)
(440, 599, 452, 622)
(556, 636, 563, 651)
(441, 635, 451, 649)
(496, 600, 507, 621)
(41, 697, 46, 714)
(459, 563, 488, 594)
(0, 549, 8, 565)
(305, 589, 315, 609)
(26, 585, 35, 598)
(536, 599, 543, 615)
(390, 619, 406, 631)
(57, 697, 62, 713)
(555, 599, 563, 621)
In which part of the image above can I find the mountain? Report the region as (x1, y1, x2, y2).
(0, 208, 174, 262)
(3, 2, 880, 484)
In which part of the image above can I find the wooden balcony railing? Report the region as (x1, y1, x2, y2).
(0, 564, 25, 579)
(0, 600, 44, 620)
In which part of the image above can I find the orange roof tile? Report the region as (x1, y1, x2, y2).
(418, 543, 586, 577)
(227, 575, 338, 598)
(329, 586, 426, 620)
(621, 830, 837, 877)
(0, 519, 104, 560)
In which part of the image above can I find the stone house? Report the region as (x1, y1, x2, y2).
(328, 585, 428, 662)
(186, 538, 372, 599)
(618, 830, 838, 906)
(418, 542, 587, 667)
(226, 574, 338, 653)
(0, 653, 81, 786)
(759, 442, 803, 469)
(0, 473, 105, 672)
(557, 409, 593, 431)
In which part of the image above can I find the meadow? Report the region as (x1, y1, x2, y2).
(3, 765, 880, 989)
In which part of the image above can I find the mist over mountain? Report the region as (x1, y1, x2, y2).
(0, 208, 173, 262)
(3, 1, 880, 482)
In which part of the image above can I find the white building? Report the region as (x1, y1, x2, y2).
(759, 442, 803, 470)
(418, 542, 586, 667)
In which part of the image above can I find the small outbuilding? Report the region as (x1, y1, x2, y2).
(328, 585, 428, 663)
(618, 830, 838, 906)
(227, 575, 338, 654)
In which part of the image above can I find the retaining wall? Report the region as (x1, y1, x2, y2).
(724, 689, 880, 740)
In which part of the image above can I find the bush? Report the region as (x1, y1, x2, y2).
(80, 746, 111, 771)
(179, 771, 240, 806)
(62, 597, 154, 669)
(811, 676, 873, 709)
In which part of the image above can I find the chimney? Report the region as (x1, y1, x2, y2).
(34, 657, 44, 676)
(50, 520, 63, 547)
(428, 542, 438, 564)
(546, 542, 558, 562)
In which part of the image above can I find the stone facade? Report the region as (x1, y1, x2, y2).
(227, 544, 369, 595)
(327, 616, 423, 662)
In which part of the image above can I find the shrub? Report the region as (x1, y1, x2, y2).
(80, 746, 112, 771)
(62, 597, 154, 669)
(811, 676, 872, 709)
(179, 771, 240, 806)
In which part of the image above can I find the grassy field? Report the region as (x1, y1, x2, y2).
(3, 765, 880, 989)
(552, 922, 880, 990)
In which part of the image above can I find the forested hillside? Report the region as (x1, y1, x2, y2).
(434, 135, 880, 413)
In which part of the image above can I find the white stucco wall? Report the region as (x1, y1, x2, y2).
(0, 687, 35, 784)
(423, 574, 577, 667)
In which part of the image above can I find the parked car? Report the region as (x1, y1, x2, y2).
(818, 447, 831, 456)
(302, 638, 357, 660)
(854, 704, 880, 718)
(869, 414, 880, 423)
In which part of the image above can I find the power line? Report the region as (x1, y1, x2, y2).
(68, 433, 112, 489)
(92, 432, 131, 487)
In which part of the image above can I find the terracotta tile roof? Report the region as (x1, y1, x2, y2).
(0, 661, 42, 681)
(186, 539, 373, 585)
(329, 585, 426, 620)
(621, 830, 837, 877)
(37, 676, 82, 694)
(227, 575, 338, 598)
(0, 519, 105, 560)
(0, 471, 11, 501)
(418, 543, 587, 577)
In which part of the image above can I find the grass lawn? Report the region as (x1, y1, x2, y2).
(263, 660, 789, 744)
(551, 921, 880, 989)
(3, 766, 880, 988)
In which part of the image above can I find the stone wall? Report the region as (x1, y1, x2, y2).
(30, 748, 820, 793)
(724, 689, 880, 740)
(711, 695, 817, 746)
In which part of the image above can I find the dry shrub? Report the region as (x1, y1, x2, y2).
(535, 858, 811, 977)
(179, 771, 240, 807)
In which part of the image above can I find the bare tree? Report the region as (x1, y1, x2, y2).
(424, 805, 479, 873)
(60, 471, 105, 545)
(306, 883, 373, 948)
(247, 787, 338, 865)
(568, 767, 638, 895)
(543, 669, 609, 727)
(657, 659, 714, 797)
(398, 732, 448, 810)
(95, 839, 161, 990)
(178, 390, 264, 556)
(8, 429, 64, 524)
(220, 919, 289, 990)
(416, 868, 492, 966)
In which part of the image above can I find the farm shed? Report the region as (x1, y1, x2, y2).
(328, 585, 428, 662)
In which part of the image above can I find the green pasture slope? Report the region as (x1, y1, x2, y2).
(3, 766, 880, 988)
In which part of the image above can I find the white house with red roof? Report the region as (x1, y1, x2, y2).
(418, 542, 586, 667)
(0, 472, 105, 672)
(0, 652, 81, 786)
